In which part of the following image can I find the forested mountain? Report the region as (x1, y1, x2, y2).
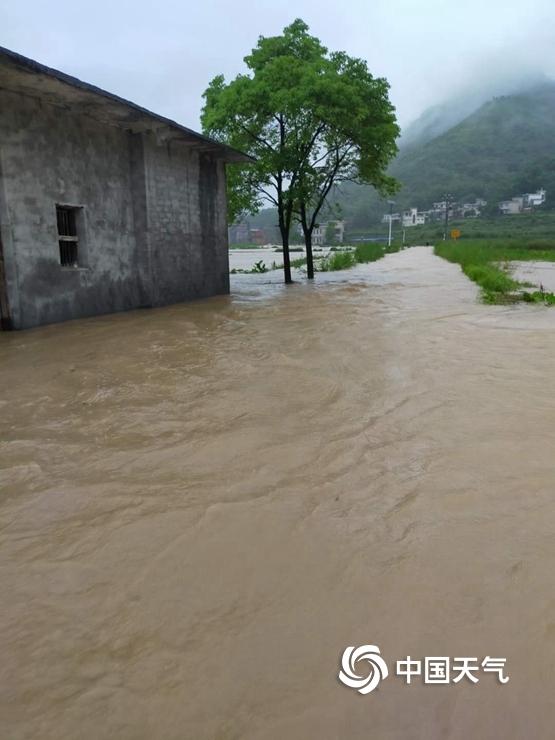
(250, 82, 555, 231)
(392, 82, 555, 211)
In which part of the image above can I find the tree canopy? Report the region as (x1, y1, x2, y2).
(201, 19, 400, 281)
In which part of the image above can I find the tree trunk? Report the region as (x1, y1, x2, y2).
(280, 226, 292, 284)
(304, 230, 314, 279)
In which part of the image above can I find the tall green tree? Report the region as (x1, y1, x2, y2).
(201, 19, 399, 282)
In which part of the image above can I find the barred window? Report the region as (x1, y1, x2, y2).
(56, 206, 80, 267)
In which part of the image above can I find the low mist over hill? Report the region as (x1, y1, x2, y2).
(392, 82, 555, 209)
(249, 80, 555, 233)
(346, 82, 555, 227)
(400, 70, 550, 147)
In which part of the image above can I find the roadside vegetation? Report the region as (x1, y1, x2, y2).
(303, 241, 403, 272)
(230, 241, 402, 275)
(318, 251, 356, 271)
(313, 241, 402, 272)
(355, 242, 401, 262)
(394, 212, 555, 247)
(435, 238, 555, 304)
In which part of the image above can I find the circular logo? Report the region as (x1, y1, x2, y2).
(338, 644, 389, 694)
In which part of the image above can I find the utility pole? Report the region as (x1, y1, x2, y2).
(443, 193, 452, 241)
(387, 200, 395, 247)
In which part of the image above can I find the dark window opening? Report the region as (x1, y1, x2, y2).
(56, 205, 80, 267)
(59, 240, 79, 267)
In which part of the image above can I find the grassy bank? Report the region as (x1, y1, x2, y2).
(394, 212, 555, 247)
(231, 242, 401, 275)
(318, 242, 401, 271)
(318, 250, 356, 271)
(435, 238, 555, 304)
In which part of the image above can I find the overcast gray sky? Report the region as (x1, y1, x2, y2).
(2, 0, 555, 130)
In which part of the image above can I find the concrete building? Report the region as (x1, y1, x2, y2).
(228, 223, 251, 245)
(524, 189, 546, 208)
(0, 47, 251, 330)
(228, 223, 268, 246)
(310, 220, 345, 246)
(499, 189, 546, 215)
(499, 196, 525, 215)
(402, 208, 426, 227)
(428, 201, 455, 222)
(460, 199, 487, 217)
(383, 207, 430, 228)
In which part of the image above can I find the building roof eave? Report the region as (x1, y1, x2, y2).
(0, 45, 254, 164)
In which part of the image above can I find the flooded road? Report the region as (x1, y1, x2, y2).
(1, 247, 555, 739)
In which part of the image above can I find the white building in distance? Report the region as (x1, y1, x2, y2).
(499, 189, 546, 214)
(525, 189, 546, 208)
(382, 208, 426, 227)
(310, 220, 345, 245)
(402, 208, 426, 227)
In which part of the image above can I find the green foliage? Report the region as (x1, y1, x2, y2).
(390, 84, 555, 212)
(317, 241, 401, 271)
(354, 242, 384, 262)
(521, 291, 555, 304)
(434, 238, 555, 304)
(461, 263, 519, 294)
(318, 251, 357, 271)
(398, 212, 555, 246)
(435, 237, 555, 265)
(201, 18, 399, 268)
(354, 241, 402, 260)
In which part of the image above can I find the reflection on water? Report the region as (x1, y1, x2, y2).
(1, 248, 555, 739)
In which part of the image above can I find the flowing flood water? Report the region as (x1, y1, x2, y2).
(1, 247, 554, 739)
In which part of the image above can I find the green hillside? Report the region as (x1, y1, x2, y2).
(393, 83, 555, 211)
(333, 83, 555, 228)
(249, 82, 555, 232)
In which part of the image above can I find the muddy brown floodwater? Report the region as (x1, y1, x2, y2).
(1, 247, 555, 739)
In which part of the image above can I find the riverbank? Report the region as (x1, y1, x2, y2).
(435, 238, 555, 304)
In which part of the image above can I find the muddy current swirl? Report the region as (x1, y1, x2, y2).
(1, 248, 554, 738)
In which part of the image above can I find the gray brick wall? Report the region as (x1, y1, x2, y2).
(0, 89, 230, 329)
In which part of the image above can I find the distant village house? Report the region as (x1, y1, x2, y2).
(295, 220, 345, 245)
(312, 220, 345, 245)
(228, 223, 268, 245)
(402, 208, 426, 227)
(499, 189, 546, 215)
(383, 198, 487, 227)
(382, 208, 426, 227)
(0, 47, 251, 330)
